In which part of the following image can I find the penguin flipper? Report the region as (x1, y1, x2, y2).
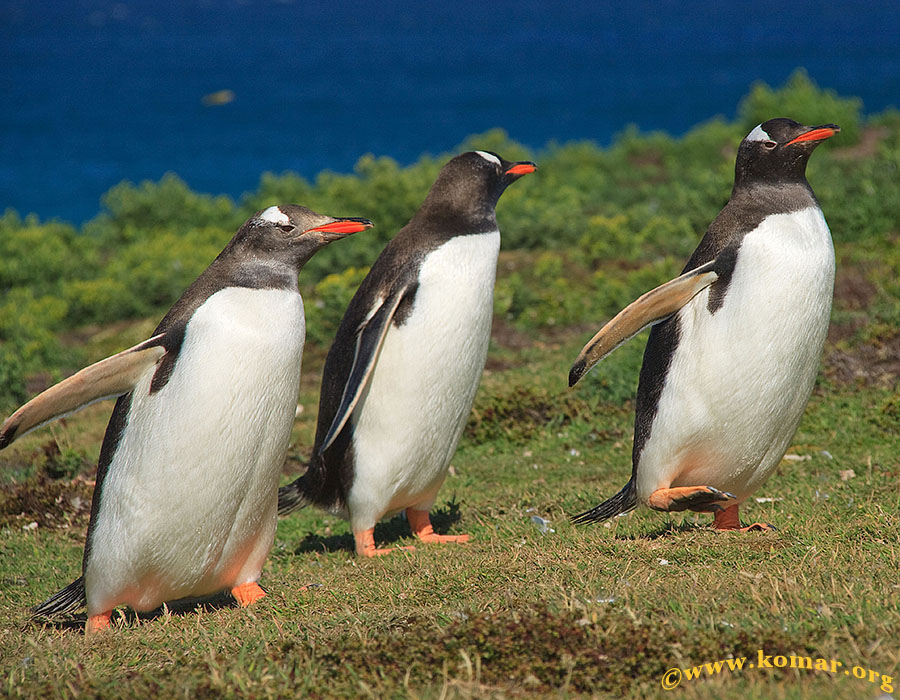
(568, 261, 718, 386)
(319, 285, 412, 454)
(0, 334, 168, 449)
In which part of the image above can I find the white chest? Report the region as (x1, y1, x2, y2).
(637, 207, 835, 500)
(347, 232, 501, 526)
(86, 287, 305, 612)
(682, 207, 834, 368)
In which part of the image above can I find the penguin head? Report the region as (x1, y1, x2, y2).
(735, 118, 840, 186)
(418, 151, 537, 225)
(239, 205, 373, 266)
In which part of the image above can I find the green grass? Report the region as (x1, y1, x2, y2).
(1, 242, 898, 699)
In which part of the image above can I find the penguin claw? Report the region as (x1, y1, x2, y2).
(353, 528, 416, 557)
(713, 505, 777, 531)
(406, 509, 470, 545)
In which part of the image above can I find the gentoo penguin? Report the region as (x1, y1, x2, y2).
(278, 151, 536, 556)
(0, 205, 372, 633)
(568, 119, 839, 531)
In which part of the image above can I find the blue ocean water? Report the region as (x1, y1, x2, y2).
(2, 0, 900, 224)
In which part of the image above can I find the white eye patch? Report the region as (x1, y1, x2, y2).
(746, 124, 773, 142)
(475, 151, 501, 167)
(258, 206, 290, 225)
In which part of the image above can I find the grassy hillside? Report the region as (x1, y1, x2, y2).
(0, 71, 898, 698)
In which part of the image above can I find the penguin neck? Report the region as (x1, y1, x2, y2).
(216, 234, 318, 288)
(226, 257, 301, 292)
(733, 150, 811, 191)
(414, 172, 503, 238)
(154, 256, 299, 333)
(730, 178, 818, 211)
(410, 200, 499, 243)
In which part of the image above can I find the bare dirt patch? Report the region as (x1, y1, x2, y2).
(832, 264, 878, 312)
(0, 474, 94, 531)
(824, 332, 900, 388)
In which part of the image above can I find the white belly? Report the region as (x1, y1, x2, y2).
(347, 231, 500, 530)
(86, 287, 305, 614)
(636, 207, 834, 503)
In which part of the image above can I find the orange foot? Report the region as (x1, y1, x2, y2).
(406, 509, 470, 545)
(85, 611, 112, 635)
(231, 581, 266, 607)
(647, 485, 735, 513)
(713, 504, 776, 532)
(353, 528, 415, 558)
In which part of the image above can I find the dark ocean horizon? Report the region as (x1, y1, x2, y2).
(3, 0, 900, 224)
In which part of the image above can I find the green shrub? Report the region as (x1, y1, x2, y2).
(102, 227, 228, 316)
(0, 348, 27, 411)
(89, 173, 240, 245)
(0, 213, 93, 296)
(62, 278, 136, 326)
(0, 289, 70, 374)
(302, 267, 370, 346)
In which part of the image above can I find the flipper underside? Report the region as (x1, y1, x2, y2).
(0, 334, 168, 449)
(568, 261, 718, 387)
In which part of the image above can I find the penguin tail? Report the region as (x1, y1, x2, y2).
(278, 477, 310, 516)
(572, 479, 638, 525)
(31, 576, 87, 618)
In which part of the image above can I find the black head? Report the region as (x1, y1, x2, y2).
(155, 206, 372, 328)
(734, 118, 840, 188)
(416, 151, 537, 228)
(233, 204, 373, 269)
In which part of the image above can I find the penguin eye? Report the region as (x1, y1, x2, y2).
(763, 140, 777, 150)
(277, 224, 294, 233)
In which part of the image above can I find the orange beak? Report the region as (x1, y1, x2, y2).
(505, 162, 537, 176)
(308, 218, 374, 235)
(785, 125, 840, 146)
